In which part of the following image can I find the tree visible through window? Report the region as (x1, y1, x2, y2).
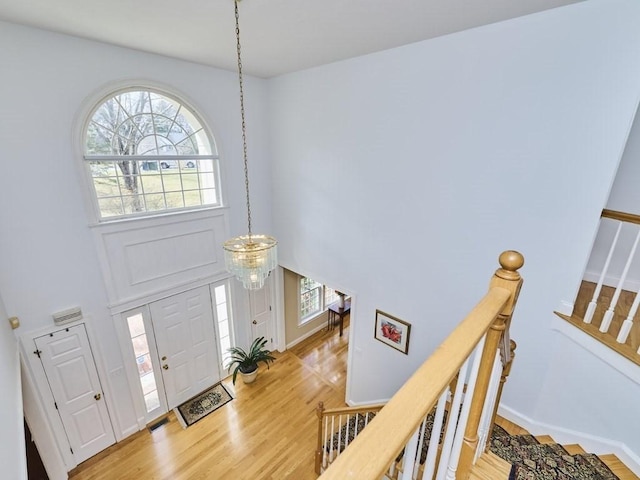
(84, 88, 221, 219)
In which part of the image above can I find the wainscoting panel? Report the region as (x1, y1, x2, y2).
(92, 209, 229, 306)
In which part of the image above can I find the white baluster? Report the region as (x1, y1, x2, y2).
(601, 226, 640, 333)
(400, 425, 421, 480)
(345, 413, 351, 449)
(421, 389, 448, 480)
(435, 352, 474, 480)
(475, 351, 501, 461)
(617, 290, 640, 343)
(410, 419, 428, 479)
(337, 415, 343, 455)
(444, 335, 486, 480)
(323, 416, 329, 469)
(329, 416, 335, 462)
(585, 221, 622, 324)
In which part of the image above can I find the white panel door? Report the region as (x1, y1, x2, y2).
(250, 276, 274, 350)
(151, 286, 220, 408)
(34, 325, 115, 464)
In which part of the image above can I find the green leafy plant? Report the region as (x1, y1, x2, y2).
(226, 337, 276, 384)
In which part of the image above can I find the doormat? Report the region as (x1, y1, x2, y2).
(174, 383, 233, 428)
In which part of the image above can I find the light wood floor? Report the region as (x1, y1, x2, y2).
(69, 322, 349, 480)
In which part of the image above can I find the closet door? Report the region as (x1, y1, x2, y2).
(34, 325, 115, 463)
(150, 285, 220, 408)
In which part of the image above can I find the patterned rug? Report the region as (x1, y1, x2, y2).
(174, 383, 233, 427)
(491, 425, 619, 480)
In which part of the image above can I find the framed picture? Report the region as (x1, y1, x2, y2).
(374, 310, 411, 354)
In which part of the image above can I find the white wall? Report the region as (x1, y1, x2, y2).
(0, 19, 271, 456)
(269, 0, 640, 455)
(584, 103, 640, 289)
(0, 294, 27, 478)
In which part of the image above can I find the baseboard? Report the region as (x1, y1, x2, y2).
(285, 323, 326, 349)
(345, 397, 390, 408)
(583, 270, 640, 293)
(498, 404, 640, 476)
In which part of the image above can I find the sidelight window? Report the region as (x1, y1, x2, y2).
(126, 312, 160, 414)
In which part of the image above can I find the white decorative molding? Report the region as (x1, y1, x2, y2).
(555, 300, 574, 316)
(552, 316, 640, 385)
(498, 404, 640, 477)
(92, 209, 229, 307)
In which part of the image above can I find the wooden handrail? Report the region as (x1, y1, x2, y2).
(319, 404, 386, 417)
(601, 208, 640, 225)
(319, 251, 523, 479)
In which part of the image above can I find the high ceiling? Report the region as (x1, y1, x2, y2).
(0, 0, 582, 78)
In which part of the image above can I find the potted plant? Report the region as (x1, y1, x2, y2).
(226, 337, 276, 385)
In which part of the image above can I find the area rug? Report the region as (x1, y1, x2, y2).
(174, 383, 233, 428)
(509, 453, 619, 480)
(490, 425, 620, 480)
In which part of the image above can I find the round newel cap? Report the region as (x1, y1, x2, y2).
(496, 250, 524, 280)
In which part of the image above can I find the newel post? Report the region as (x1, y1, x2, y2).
(457, 250, 524, 479)
(315, 401, 325, 475)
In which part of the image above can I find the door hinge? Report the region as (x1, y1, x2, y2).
(33, 349, 42, 358)
(70, 447, 73, 454)
(54, 402, 58, 410)
(269, 305, 272, 311)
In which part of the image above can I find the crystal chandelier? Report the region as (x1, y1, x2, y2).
(223, 0, 277, 290)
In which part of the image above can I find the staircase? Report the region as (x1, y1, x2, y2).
(317, 406, 638, 479)
(558, 209, 640, 367)
(557, 279, 640, 367)
(489, 419, 639, 480)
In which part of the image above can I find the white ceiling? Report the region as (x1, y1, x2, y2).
(0, 0, 582, 78)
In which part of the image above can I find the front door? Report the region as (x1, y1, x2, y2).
(249, 276, 274, 350)
(34, 324, 115, 464)
(150, 286, 220, 408)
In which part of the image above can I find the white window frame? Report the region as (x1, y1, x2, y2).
(81, 86, 223, 222)
(210, 281, 236, 374)
(299, 276, 340, 325)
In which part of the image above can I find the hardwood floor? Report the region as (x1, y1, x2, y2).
(69, 322, 349, 480)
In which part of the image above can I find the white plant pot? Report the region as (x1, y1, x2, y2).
(241, 368, 259, 384)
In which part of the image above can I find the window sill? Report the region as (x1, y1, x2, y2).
(299, 310, 326, 328)
(88, 206, 227, 229)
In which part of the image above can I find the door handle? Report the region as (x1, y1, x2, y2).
(163, 364, 169, 370)
(252, 320, 257, 325)
(161, 356, 167, 361)
(94, 393, 101, 401)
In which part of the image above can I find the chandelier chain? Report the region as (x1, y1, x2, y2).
(235, 0, 252, 239)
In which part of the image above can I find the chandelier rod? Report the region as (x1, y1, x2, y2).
(235, 0, 252, 240)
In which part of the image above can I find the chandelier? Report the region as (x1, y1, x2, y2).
(223, 0, 278, 290)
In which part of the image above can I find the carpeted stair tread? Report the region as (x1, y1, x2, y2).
(509, 451, 620, 480)
(570, 453, 621, 479)
(494, 443, 570, 466)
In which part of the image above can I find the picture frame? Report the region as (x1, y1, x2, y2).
(374, 310, 411, 354)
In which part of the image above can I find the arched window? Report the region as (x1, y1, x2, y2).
(84, 88, 220, 220)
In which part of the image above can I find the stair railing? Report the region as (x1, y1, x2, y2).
(319, 250, 524, 480)
(561, 209, 640, 365)
(315, 402, 386, 474)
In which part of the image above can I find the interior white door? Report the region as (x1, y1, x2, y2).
(249, 276, 274, 350)
(34, 324, 115, 464)
(151, 285, 220, 408)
